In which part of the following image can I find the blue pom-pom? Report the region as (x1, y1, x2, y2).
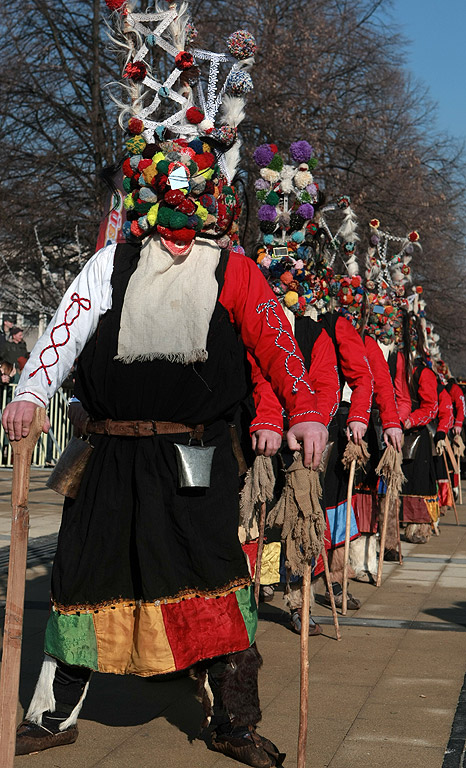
(122, 221, 132, 240)
(189, 139, 204, 153)
(263, 234, 274, 245)
(292, 231, 304, 243)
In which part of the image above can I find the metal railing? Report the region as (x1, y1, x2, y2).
(0, 385, 73, 467)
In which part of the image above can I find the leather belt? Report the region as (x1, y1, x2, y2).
(85, 419, 204, 440)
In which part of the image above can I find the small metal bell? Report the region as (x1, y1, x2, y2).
(174, 441, 216, 488)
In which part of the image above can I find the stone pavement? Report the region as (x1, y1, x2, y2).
(1, 468, 466, 768)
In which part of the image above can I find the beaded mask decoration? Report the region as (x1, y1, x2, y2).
(104, 1, 256, 254)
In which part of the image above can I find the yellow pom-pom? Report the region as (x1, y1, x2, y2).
(124, 193, 135, 211)
(284, 291, 299, 307)
(142, 162, 157, 184)
(195, 203, 208, 222)
(152, 152, 165, 166)
(147, 203, 160, 227)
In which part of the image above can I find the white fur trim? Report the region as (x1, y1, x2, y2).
(59, 680, 91, 731)
(26, 655, 57, 725)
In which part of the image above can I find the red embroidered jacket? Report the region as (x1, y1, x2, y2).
(247, 326, 340, 435)
(363, 335, 400, 430)
(448, 382, 466, 429)
(400, 363, 439, 427)
(333, 316, 374, 426)
(393, 352, 412, 423)
(14, 245, 326, 428)
(437, 387, 454, 434)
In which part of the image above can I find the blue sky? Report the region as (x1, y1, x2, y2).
(388, 0, 466, 140)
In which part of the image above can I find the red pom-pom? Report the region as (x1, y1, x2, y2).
(105, 0, 126, 10)
(408, 230, 420, 242)
(195, 152, 215, 171)
(138, 158, 152, 171)
(123, 61, 147, 82)
(130, 220, 145, 237)
(269, 144, 278, 153)
(186, 107, 205, 125)
(122, 158, 134, 178)
(128, 117, 144, 134)
(175, 51, 194, 70)
(351, 276, 361, 287)
(415, 285, 423, 294)
(177, 198, 196, 215)
(164, 189, 185, 206)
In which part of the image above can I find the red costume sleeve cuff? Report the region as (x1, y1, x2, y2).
(249, 421, 283, 437)
(288, 411, 326, 427)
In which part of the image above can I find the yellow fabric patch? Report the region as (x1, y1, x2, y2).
(260, 541, 281, 585)
(93, 603, 175, 677)
(425, 496, 440, 523)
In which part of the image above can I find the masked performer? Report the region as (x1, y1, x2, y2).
(2, 9, 328, 766)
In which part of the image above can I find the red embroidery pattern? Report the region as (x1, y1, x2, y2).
(29, 293, 91, 385)
(16, 391, 47, 407)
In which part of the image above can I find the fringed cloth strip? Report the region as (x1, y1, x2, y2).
(453, 434, 465, 457)
(341, 438, 370, 471)
(375, 445, 406, 497)
(239, 455, 275, 537)
(51, 576, 251, 615)
(267, 451, 324, 576)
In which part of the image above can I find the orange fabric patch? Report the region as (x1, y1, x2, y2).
(93, 603, 175, 676)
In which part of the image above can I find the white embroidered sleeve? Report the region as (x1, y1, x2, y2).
(13, 244, 116, 408)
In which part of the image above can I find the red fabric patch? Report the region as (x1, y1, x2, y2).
(242, 540, 258, 578)
(402, 496, 432, 523)
(161, 592, 250, 671)
(352, 491, 378, 534)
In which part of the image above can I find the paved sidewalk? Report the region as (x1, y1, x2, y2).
(1, 469, 466, 767)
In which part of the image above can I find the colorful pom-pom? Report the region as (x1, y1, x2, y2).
(225, 71, 254, 96)
(254, 144, 275, 167)
(258, 204, 277, 222)
(105, 0, 126, 11)
(175, 51, 194, 70)
(289, 141, 313, 163)
(226, 30, 257, 60)
(408, 230, 420, 242)
(123, 61, 147, 82)
(297, 203, 314, 220)
(125, 135, 146, 155)
(186, 107, 205, 124)
(128, 117, 144, 135)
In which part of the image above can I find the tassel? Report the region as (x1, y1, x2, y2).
(341, 439, 370, 470)
(239, 455, 275, 537)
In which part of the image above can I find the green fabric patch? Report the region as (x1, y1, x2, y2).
(235, 585, 257, 645)
(45, 610, 99, 670)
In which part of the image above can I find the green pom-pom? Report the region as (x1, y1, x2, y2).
(222, 186, 234, 196)
(170, 210, 189, 229)
(256, 190, 267, 202)
(188, 160, 199, 176)
(133, 199, 152, 214)
(125, 135, 146, 155)
(308, 157, 318, 170)
(157, 206, 171, 227)
(157, 159, 170, 175)
(265, 191, 280, 206)
(300, 191, 312, 203)
(122, 177, 132, 193)
(267, 154, 283, 172)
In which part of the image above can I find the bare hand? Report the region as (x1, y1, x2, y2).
(68, 401, 90, 437)
(2, 400, 50, 441)
(384, 427, 403, 452)
(404, 418, 412, 430)
(453, 426, 462, 436)
(287, 421, 328, 469)
(346, 420, 367, 445)
(251, 429, 282, 457)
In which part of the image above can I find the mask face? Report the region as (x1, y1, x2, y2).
(122, 134, 241, 250)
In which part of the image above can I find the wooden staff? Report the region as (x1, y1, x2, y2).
(254, 501, 267, 607)
(342, 459, 356, 615)
(446, 436, 462, 510)
(376, 488, 392, 587)
(395, 499, 403, 565)
(297, 560, 312, 768)
(321, 547, 341, 641)
(442, 447, 459, 525)
(0, 408, 46, 767)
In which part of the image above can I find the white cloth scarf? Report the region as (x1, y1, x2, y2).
(115, 236, 221, 364)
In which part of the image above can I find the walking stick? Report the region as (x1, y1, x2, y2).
(0, 408, 46, 767)
(376, 487, 392, 587)
(442, 447, 459, 525)
(445, 437, 462, 513)
(297, 560, 311, 768)
(321, 547, 341, 641)
(254, 501, 267, 607)
(342, 459, 356, 616)
(396, 499, 403, 565)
